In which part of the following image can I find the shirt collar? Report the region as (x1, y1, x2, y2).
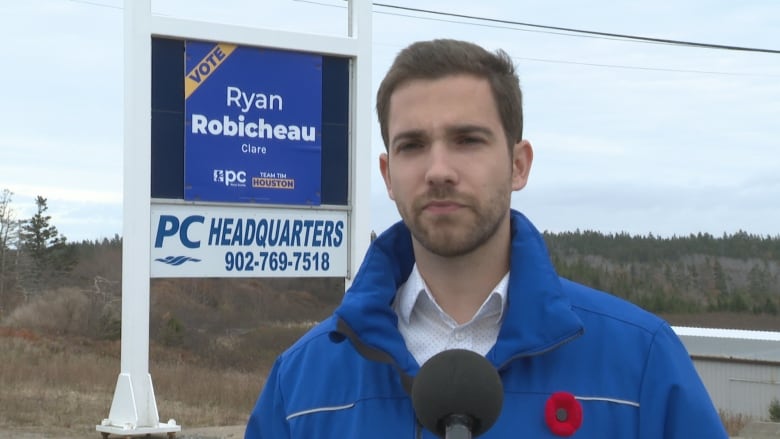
(395, 263, 509, 326)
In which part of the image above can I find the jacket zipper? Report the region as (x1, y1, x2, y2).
(496, 328, 584, 371)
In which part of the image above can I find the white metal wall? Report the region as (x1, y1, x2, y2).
(692, 358, 780, 420)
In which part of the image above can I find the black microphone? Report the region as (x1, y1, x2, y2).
(411, 349, 504, 439)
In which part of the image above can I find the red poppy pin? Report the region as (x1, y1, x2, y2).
(544, 391, 583, 436)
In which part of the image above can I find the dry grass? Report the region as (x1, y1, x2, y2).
(719, 409, 751, 436)
(0, 328, 263, 436)
(3, 288, 92, 335)
(0, 326, 753, 437)
(2, 291, 758, 438)
(151, 360, 262, 426)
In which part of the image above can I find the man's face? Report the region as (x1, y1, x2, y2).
(380, 74, 532, 257)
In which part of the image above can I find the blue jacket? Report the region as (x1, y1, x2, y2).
(245, 210, 727, 438)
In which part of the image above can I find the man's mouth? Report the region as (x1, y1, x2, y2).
(423, 200, 463, 214)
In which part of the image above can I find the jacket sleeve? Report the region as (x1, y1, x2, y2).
(638, 323, 728, 438)
(245, 357, 290, 439)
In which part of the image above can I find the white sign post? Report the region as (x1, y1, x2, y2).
(97, 1, 372, 436)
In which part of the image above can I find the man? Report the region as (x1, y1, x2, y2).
(245, 39, 727, 438)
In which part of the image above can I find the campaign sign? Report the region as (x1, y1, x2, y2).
(184, 41, 323, 205)
(150, 203, 348, 278)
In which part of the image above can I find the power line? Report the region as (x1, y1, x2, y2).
(513, 55, 777, 77)
(76, 0, 780, 56)
(68, 0, 121, 9)
(373, 3, 780, 54)
(374, 9, 666, 47)
(297, 0, 780, 76)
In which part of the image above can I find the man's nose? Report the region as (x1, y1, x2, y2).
(424, 142, 458, 186)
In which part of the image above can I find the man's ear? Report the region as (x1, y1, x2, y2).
(511, 140, 533, 191)
(379, 152, 395, 200)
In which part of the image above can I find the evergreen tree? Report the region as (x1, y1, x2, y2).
(712, 259, 729, 295)
(18, 196, 76, 299)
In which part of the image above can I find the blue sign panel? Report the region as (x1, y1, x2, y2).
(184, 42, 323, 205)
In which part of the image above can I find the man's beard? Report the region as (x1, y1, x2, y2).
(400, 186, 509, 258)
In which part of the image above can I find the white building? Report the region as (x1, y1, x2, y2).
(674, 326, 780, 420)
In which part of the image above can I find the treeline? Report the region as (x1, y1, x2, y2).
(544, 230, 780, 315)
(1, 192, 75, 309)
(2, 186, 780, 335)
(0, 189, 122, 313)
(545, 229, 780, 262)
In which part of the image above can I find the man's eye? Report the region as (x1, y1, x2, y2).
(458, 136, 483, 145)
(397, 142, 421, 151)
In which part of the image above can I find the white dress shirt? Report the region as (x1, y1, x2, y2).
(392, 263, 509, 366)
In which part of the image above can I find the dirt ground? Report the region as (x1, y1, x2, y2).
(0, 425, 245, 439)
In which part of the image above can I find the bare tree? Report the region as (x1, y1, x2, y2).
(0, 189, 18, 308)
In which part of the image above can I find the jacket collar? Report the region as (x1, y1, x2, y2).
(332, 210, 583, 373)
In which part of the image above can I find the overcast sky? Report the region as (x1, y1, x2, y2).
(1, 0, 778, 243)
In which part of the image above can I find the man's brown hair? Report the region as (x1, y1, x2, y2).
(376, 39, 523, 150)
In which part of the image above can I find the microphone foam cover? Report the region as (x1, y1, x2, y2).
(411, 349, 504, 437)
